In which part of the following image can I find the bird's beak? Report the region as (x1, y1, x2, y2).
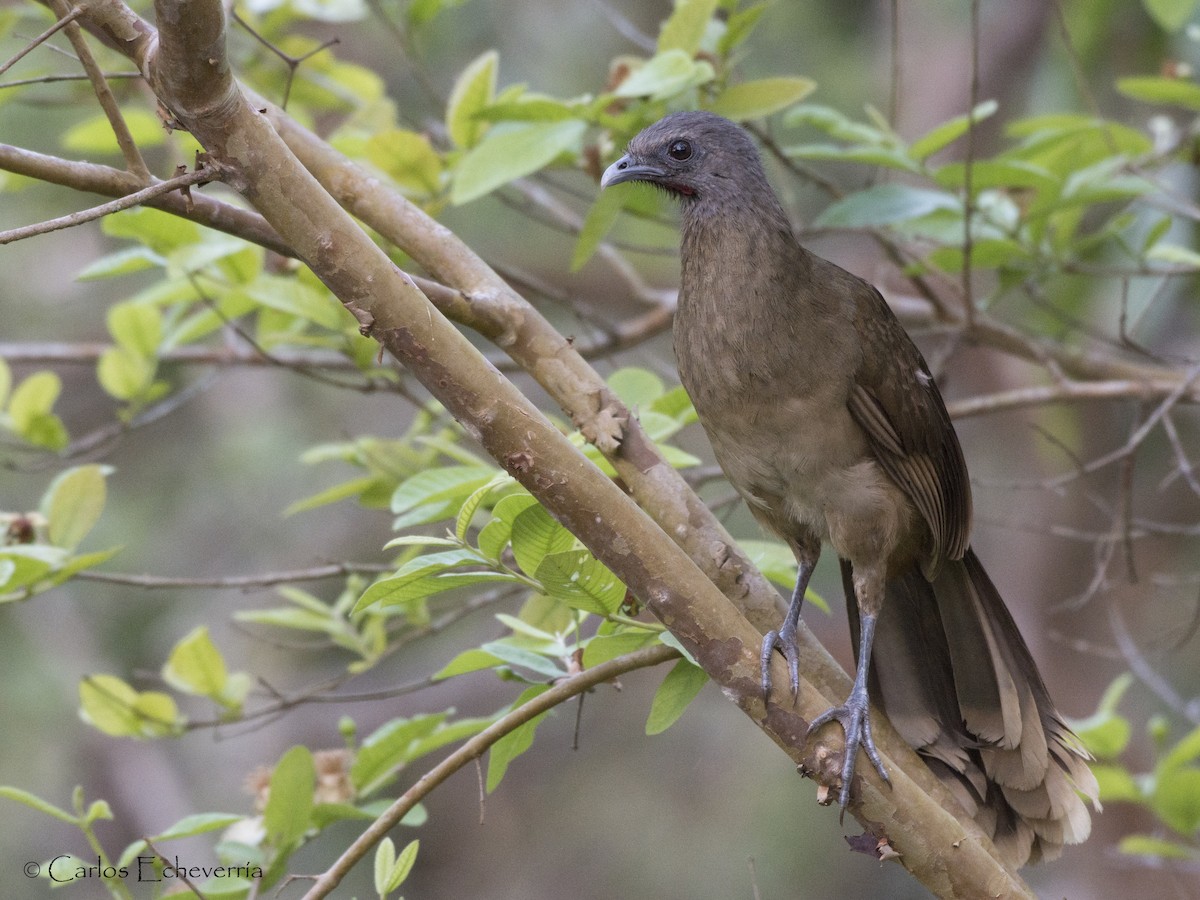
(601, 154, 667, 188)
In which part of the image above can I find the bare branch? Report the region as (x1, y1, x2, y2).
(47, 0, 150, 177)
(0, 165, 214, 245)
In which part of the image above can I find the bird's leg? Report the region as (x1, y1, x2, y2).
(806, 609, 890, 817)
(760, 550, 817, 698)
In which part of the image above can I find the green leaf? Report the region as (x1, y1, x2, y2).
(97, 346, 156, 401)
(613, 49, 715, 100)
(1118, 75, 1200, 110)
(645, 659, 708, 734)
(366, 128, 444, 195)
(1117, 833, 1197, 860)
(788, 142, 920, 173)
(76, 247, 164, 281)
(433, 647, 504, 680)
(9, 370, 61, 430)
(108, 302, 163, 356)
(376, 838, 418, 895)
(486, 685, 550, 791)
(375, 838, 396, 896)
(1091, 763, 1142, 803)
(785, 103, 890, 144)
(535, 550, 625, 615)
(815, 183, 959, 229)
(708, 77, 816, 121)
(1152, 767, 1200, 834)
(454, 472, 513, 540)
(0, 787, 77, 824)
(1142, 0, 1200, 32)
(1148, 242, 1200, 269)
(571, 185, 627, 272)
(909, 100, 999, 161)
(510, 504, 574, 576)
(446, 50, 498, 149)
(62, 109, 165, 153)
(392, 465, 498, 515)
(237, 276, 345, 330)
(1160, 724, 1200, 773)
(451, 119, 587, 205)
(79, 675, 179, 738)
(103, 207, 200, 255)
(582, 629, 660, 667)
(151, 812, 243, 841)
(285, 475, 380, 516)
(263, 746, 315, 848)
(479, 640, 566, 679)
(42, 464, 109, 551)
(657, 0, 719, 54)
(608, 367, 665, 408)
(352, 714, 448, 793)
(477, 492, 539, 560)
(477, 96, 580, 123)
(717, 2, 767, 56)
(162, 626, 229, 698)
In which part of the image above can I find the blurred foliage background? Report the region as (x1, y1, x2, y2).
(4, 0, 1200, 897)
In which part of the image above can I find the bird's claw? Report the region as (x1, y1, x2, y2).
(806, 692, 890, 818)
(760, 621, 801, 699)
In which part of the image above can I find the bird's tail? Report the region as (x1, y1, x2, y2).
(844, 548, 1099, 868)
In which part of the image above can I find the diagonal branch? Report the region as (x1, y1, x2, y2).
(138, 0, 1029, 895)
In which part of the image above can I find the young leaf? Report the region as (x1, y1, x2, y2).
(1142, 0, 1200, 32)
(1150, 768, 1200, 835)
(814, 184, 959, 229)
(392, 466, 497, 516)
(432, 647, 504, 680)
(613, 50, 714, 101)
(510, 504, 574, 576)
(571, 186, 627, 272)
(451, 119, 587, 205)
(79, 675, 179, 738)
(646, 660, 708, 734)
(486, 685, 550, 791)
(376, 838, 419, 896)
(107, 302, 162, 356)
(1117, 833, 1197, 860)
(909, 99, 999, 161)
(608, 367, 665, 407)
(446, 50, 498, 148)
(657, 0, 719, 55)
(264, 746, 315, 848)
(150, 812, 243, 841)
(162, 626, 229, 699)
(708, 77, 816, 121)
(352, 713, 448, 794)
(42, 464, 109, 551)
(0, 786, 78, 824)
(716, 2, 767, 56)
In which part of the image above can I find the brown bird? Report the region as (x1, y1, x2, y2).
(601, 111, 1097, 867)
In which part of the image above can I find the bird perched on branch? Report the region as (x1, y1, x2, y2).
(601, 111, 1097, 868)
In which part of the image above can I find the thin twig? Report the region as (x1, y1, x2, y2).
(0, 4, 85, 78)
(0, 166, 214, 245)
(296, 643, 679, 899)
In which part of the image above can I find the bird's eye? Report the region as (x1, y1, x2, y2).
(667, 140, 692, 161)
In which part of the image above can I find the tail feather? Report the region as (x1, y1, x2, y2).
(851, 547, 1096, 869)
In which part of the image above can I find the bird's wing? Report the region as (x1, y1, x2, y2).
(845, 284, 972, 570)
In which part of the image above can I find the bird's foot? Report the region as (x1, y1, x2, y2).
(806, 689, 890, 818)
(760, 618, 801, 699)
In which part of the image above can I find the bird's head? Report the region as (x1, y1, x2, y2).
(600, 111, 769, 207)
